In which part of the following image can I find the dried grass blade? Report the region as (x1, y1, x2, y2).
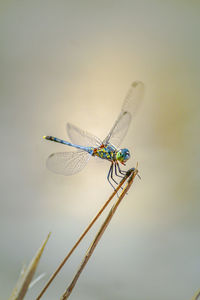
(9, 232, 51, 300)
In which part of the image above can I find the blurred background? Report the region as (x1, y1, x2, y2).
(0, 1, 200, 299)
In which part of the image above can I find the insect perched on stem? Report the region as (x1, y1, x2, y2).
(43, 81, 144, 189)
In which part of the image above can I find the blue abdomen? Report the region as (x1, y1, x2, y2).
(44, 136, 94, 154)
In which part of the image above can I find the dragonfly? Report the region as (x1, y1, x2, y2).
(43, 81, 144, 189)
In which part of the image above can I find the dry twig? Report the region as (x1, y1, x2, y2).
(36, 168, 134, 300)
(60, 168, 138, 299)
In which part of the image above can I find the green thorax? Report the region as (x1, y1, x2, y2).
(93, 145, 116, 161)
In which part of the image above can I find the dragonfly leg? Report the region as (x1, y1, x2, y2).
(110, 163, 119, 186)
(116, 162, 127, 175)
(107, 163, 124, 193)
(112, 163, 125, 192)
(107, 163, 117, 191)
(114, 162, 124, 179)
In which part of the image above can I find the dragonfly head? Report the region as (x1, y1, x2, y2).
(116, 148, 130, 165)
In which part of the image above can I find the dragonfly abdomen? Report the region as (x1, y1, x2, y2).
(44, 136, 68, 145)
(43, 136, 94, 154)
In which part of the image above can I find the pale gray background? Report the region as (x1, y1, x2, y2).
(0, 1, 200, 299)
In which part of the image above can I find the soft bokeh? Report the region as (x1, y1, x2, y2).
(0, 1, 200, 299)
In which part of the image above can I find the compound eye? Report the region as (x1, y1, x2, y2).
(124, 150, 130, 160)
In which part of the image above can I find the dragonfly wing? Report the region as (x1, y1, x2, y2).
(46, 150, 91, 176)
(67, 123, 102, 147)
(103, 81, 144, 148)
(103, 111, 132, 148)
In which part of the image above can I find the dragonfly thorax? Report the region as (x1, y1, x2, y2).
(93, 144, 116, 161)
(116, 148, 130, 164)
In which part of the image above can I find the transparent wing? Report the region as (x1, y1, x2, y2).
(103, 81, 144, 148)
(67, 123, 102, 147)
(46, 150, 91, 176)
(103, 112, 132, 148)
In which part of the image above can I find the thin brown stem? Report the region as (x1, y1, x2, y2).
(36, 171, 131, 300)
(60, 168, 138, 300)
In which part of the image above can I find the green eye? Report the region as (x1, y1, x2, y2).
(116, 149, 130, 162)
(116, 151, 122, 160)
